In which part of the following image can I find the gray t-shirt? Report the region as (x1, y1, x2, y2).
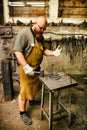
(14, 27, 36, 58)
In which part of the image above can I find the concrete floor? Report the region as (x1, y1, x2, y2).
(0, 75, 87, 130)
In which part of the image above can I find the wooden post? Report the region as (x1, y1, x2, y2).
(1, 59, 14, 101)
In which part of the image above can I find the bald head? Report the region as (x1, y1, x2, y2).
(36, 16, 47, 27)
(32, 16, 47, 39)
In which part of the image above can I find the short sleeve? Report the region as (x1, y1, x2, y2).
(14, 32, 27, 52)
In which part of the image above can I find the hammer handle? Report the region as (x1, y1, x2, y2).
(34, 71, 40, 74)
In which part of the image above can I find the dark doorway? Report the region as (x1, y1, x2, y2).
(0, 0, 4, 24)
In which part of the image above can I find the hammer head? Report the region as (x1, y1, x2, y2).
(34, 70, 44, 77)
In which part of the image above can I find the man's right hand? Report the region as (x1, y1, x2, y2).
(23, 64, 34, 76)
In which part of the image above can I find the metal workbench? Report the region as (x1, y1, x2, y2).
(39, 72, 78, 130)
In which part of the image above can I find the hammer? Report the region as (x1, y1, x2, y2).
(34, 70, 44, 77)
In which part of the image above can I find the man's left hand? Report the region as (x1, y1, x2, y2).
(53, 46, 62, 57)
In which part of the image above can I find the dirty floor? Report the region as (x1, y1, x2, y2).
(0, 75, 87, 130)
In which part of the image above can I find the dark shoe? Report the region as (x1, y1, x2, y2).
(29, 100, 41, 106)
(20, 113, 32, 125)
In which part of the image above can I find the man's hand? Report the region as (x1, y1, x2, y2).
(53, 46, 62, 57)
(23, 64, 34, 76)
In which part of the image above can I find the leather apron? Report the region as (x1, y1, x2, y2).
(19, 43, 43, 100)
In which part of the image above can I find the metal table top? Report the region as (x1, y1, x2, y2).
(39, 72, 78, 91)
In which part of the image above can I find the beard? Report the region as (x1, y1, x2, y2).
(35, 33, 42, 39)
(34, 30, 43, 40)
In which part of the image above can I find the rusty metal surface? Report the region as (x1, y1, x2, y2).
(0, 26, 13, 38)
(1, 59, 14, 101)
(39, 72, 78, 90)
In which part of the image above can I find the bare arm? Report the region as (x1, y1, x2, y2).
(14, 51, 27, 67)
(43, 49, 54, 56)
(44, 46, 62, 57)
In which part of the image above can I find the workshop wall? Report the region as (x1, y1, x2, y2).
(0, 26, 87, 75)
(3, 0, 87, 23)
(0, 0, 87, 75)
(58, 0, 87, 18)
(9, 0, 49, 17)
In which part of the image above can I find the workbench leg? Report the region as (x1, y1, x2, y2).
(49, 91, 53, 130)
(56, 91, 61, 110)
(68, 88, 72, 127)
(41, 84, 45, 120)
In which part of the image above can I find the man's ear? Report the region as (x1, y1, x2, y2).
(34, 22, 37, 25)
